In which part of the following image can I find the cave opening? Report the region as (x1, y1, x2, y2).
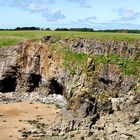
(49, 79, 64, 95)
(27, 74, 42, 92)
(0, 75, 17, 93)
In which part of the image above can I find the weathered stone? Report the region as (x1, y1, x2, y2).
(0, 38, 140, 140)
(42, 35, 57, 43)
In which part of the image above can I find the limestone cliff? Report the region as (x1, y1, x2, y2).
(0, 37, 140, 139)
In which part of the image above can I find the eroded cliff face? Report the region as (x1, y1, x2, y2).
(0, 38, 139, 113)
(0, 38, 140, 139)
(62, 37, 140, 58)
(0, 41, 64, 93)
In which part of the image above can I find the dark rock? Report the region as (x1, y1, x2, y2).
(99, 77, 112, 85)
(133, 93, 140, 103)
(97, 100, 113, 115)
(42, 36, 57, 43)
(26, 74, 42, 92)
(80, 136, 85, 140)
(77, 100, 97, 118)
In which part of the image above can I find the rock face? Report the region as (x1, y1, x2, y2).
(0, 41, 64, 93)
(63, 38, 140, 58)
(0, 38, 140, 139)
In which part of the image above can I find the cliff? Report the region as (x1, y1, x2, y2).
(0, 37, 139, 139)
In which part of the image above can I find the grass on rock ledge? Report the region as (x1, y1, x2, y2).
(94, 54, 140, 76)
(51, 43, 140, 77)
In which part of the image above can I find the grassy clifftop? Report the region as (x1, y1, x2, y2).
(0, 30, 140, 79)
(1, 30, 140, 47)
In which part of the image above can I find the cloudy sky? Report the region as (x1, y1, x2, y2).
(0, 0, 140, 29)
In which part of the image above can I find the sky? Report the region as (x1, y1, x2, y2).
(0, 0, 140, 29)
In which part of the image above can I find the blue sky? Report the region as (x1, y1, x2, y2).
(0, 0, 140, 29)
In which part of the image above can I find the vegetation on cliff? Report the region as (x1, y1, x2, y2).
(51, 42, 140, 77)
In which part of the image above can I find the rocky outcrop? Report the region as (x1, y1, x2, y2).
(0, 37, 139, 139)
(0, 41, 64, 93)
(61, 37, 140, 58)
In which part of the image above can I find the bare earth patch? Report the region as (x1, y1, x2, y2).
(0, 101, 60, 140)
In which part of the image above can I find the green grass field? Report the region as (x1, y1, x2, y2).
(0, 30, 140, 47)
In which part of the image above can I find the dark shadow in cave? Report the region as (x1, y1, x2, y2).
(99, 77, 112, 85)
(0, 75, 17, 93)
(27, 74, 42, 92)
(49, 79, 64, 95)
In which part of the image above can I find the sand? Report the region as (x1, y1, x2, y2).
(0, 101, 60, 140)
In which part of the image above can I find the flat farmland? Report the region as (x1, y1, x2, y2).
(0, 30, 140, 47)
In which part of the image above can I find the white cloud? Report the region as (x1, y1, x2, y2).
(72, 16, 97, 25)
(113, 8, 140, 22)
(0, 0, 53, 12)
(43, 9, 65, 22)
(24, 2, 48, 12)
(67, 0, 91, 8)
(119, 8, 140, 21)
(0, 0, 65, 21)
